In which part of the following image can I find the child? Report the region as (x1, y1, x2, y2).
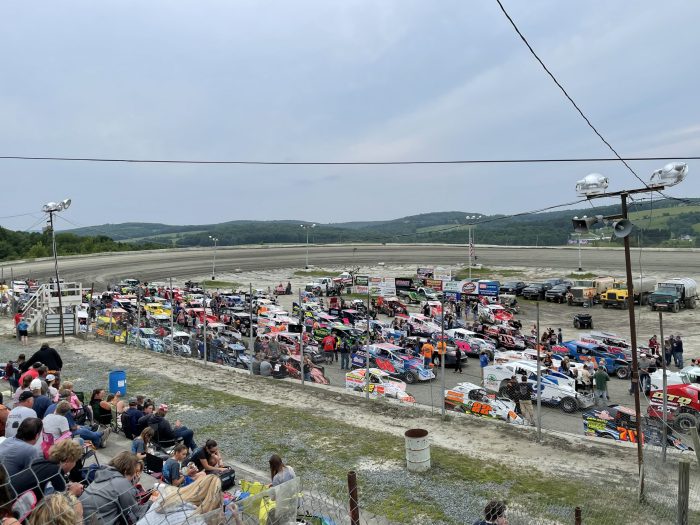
(163, 444, 200, 487)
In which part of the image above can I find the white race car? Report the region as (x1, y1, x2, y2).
(649, 365, 700, 391)
(483, 360, 594, 413)
(444, 382, 522, 424)
(345, 368, 416, 403)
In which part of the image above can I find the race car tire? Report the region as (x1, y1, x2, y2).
(616, 366, 630, 380)
(560, 397, 578, 413)
(674, 413, 699, 434)
(404, 371, 417, 384)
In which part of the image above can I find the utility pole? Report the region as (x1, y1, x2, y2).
(536, 301, 542, 441)
(299, 288, 305, 386)
(169, 277, 175, 354)
(440, 297, 446, 420)
(48, 212, 65, 342)
(365, 285, 371, 400)
(659, 311, 668, 462)
(249, 283, 254, 374)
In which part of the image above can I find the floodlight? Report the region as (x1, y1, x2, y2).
(576, 173, 609, 197)
(61, 198, 71, 210)
(650, 162, 688, 188)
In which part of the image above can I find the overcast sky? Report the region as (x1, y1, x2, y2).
(1, 1, 698, 231)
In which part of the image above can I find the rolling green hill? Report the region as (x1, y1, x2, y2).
(61, 198, 700, 250)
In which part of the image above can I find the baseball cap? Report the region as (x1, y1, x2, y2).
(128, 398, 137, 406)
(30, 379, 42, 391)
(46, 374, 56, 381)
(18, 391, 34, 402)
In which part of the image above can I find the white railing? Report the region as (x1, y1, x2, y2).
(20, 282, 83, 332)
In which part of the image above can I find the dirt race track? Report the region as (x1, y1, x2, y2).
(3, 243, 699, 287)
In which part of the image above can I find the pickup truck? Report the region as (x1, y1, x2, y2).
(553, 340, 630, 379)
(400, 287, 439, 304)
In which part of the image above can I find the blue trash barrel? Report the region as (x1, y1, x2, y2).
(108, 370, 127, 396)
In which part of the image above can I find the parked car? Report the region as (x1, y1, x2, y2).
(444, 382, 522, 424)
(499, 281, 527, 296)
(545, 284, 569, 303)
(521, 283, 549, 300)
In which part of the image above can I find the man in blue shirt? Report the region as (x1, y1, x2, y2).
(479, 351, 490, 385)
(162, 444, 197, 487)
(0, 418, 42, 476)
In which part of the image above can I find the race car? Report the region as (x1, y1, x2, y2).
(350, 343, 435, 384)
(444, 382, 522, 424)
(345, 368, 415, 403)
(583, 405, 691, 450)
(478, 304, 513, 325)
(483, 360, 594, 413)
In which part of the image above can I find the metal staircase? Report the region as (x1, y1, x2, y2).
(21, 282, 83, 334)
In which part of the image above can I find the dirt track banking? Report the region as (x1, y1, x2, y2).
(3, 244, 700, 287)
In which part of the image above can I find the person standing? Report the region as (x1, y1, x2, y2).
(594, 367, 610, 406)
(421, 341, 434, 369)
(672, 335, 684, 368)
(339, 339, 350, 370)
(664, 335, 673, 366)
(517, 376, 534, 425)
(453, 346, 463, 373)
(23, 343, 63, 376)
(479, 351, 490, 384)
(17, 318, 29, 346)
(556, 328, 563, 345)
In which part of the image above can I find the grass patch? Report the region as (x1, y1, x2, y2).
(453, 266, 524, 280)
(119, 369, 692, 525)
(293, 270, 334, 277)
(567, 272, 598, 279)
(202, 280, 241, 289)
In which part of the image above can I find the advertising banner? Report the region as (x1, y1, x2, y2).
(369, 277, 383, 297)
(443, 291, 462, 301)
(434, 267, 452, 281)
(461, 281, 478, 296)
(380, 281, 397, 297)
(354, 275, 369, 286)
(394, 278, 413, 290)
(354, 286, 369, 295)
(425, 278, 443, 291)
(478, 280, 500, 297)
(443, 280, 464, 293)
(417, 267, 434, 279)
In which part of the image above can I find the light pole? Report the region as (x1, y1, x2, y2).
(42, 198, 72, 343)
(572, 162, 688, 502)
(465, 215, 482, 280)
(300, 224, 316, 269)
(208, 236, 218, 280)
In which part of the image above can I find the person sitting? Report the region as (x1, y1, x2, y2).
(132, 427, 155, 459)
(5, 391, 36, 438)
(106, 392, 126, 415)
(162, 444, 201, 487)
(41, 401, 73, 442)
(147, 405, 196, 452)
(136, 474, 243, 525)
(10, 439, 84, 503)
(0, 466, 20, 525)
(27, 491, 83, 525)
(122, 399, 143, 440)
(89, 389, 113, 426)
(80, 452, 154, 525)
(0, 418, 42, 476)
(269, 454, 295, 487)
(189, 440, 226, 474)
(30, 380, 51, 420)
(12, 375, 33, 405)
(135, 401, 154, 433)
(46, 390, 108, 449)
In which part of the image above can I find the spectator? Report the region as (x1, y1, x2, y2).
(45, 374, 59, 402)
(594, 367, 610, 406)
(23, 343, 63, 376)
(454, 346, 463, 374)
(189, 439, 226, 474)
(0, 466, 20, 525)
(41, 402, 72, 441)
(10, 439, 84, 502)
(89, 389, 113, 426)
(147, 405, 197, 452)
(269, 454, 295, 487)
(17, 319, 29, 346)
(123, 399, 143, 440)
(0, 418, 42, 476)
(260, 358, 272, 377)
(12, 375, 33, 405)
(517, 375, 534, 425)
(556, 328, 563, 345)
(664, 336, 673, 366)
(80, 451, 153, 525)
(5, 392, 36, 438)
(18, 363, 42, 389)
(339, 339, 351, 370)
(473, 500, 508, 525)
(106, 392, 126, 415)
(58, 382, 82, 411)
(131, 427, 155, 459)
(479, 351, 490, 384)
(503, 376, 520, 414)
(0, 404, 8, 437)
(421, 341, 434, 369)
(28, 492, 82, 525)
(162, 444, 199, 487)
(136, 403, 155, 435)
(138, 475, 242, 525)
(672, 335, 684, 368)
(30, 380, 51, 420)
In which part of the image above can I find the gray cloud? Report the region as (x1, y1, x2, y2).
(0, 0, 698, 231)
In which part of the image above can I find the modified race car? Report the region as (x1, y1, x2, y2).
(350, 343, 435, 384)
(345, 368, 415, 403)
(444, 382, 522, 424)
(583, 405, 691, 450)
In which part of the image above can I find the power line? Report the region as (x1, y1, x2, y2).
(493, 0, 651, 190)
(0, 154, 698, 166)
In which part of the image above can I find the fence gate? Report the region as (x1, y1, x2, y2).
(45, 313, 76, 336)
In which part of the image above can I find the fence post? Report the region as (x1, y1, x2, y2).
(574, 506, 581, 524)
(678, 460, 690, 525)
(690, 427, 700, 466)
(348, 470, 360, 525)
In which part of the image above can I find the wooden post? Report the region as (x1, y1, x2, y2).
(348, 471, 360, 525)
(690, 428, 700, 466)
(678, 460, 690, 525)
(574, 506, 582, 525)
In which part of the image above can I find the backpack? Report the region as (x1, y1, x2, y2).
(40, 429, 73, 459)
